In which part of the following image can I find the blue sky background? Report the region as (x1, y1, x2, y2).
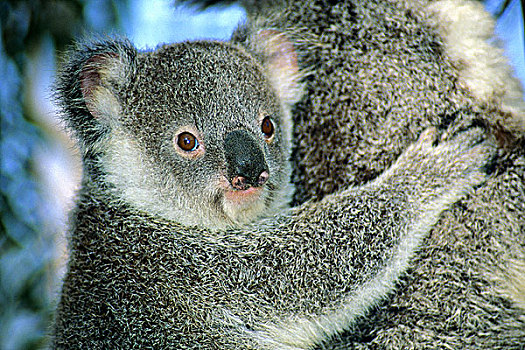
(123, 0, 245, 47)
(485, 0, 525, 85)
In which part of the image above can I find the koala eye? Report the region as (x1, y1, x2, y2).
(177, 132, 199, 152)
(261, 116, 275, 139)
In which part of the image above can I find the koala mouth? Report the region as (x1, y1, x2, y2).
(217, 174, 268, 225)
(220, 169, 270, 206)
(224, 185, 263, 203)
(223, 190, 266, 226)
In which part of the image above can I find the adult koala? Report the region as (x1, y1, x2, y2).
(184, 0, 525, 348)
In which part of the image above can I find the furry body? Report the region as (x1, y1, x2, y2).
(52, 11, 496, 349)
(226, 0, 525, 348)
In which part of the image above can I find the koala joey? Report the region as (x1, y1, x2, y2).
(52, 34, 494, 349)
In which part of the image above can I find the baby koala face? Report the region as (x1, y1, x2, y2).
(74, 39, 299, 229)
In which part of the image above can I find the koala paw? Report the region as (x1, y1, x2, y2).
(395, 126, 496, 195)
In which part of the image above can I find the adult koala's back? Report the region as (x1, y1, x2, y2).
(226, 0, 525, 347)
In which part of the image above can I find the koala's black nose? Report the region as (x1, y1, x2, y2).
(224, 130, 270, 190)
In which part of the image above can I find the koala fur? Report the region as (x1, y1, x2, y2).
(219, 0, 525, 348)
(52, 14, 495, 350)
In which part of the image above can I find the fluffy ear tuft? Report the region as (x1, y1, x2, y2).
(255, 29, 303, 105)
(56, 38, 137, 151)
(79, 52, 121, 121)
(79, 52, 119, 118)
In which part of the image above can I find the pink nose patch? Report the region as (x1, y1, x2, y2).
(231, 171, 269, 190)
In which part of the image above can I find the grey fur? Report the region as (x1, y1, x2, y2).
(52, 30, 494, 349)
(226, 0, 525, 348)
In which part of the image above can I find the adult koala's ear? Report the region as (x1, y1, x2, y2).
(253, 29, 304, 106)
(56, 39, 137, 151)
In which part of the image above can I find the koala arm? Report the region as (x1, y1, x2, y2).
(175, 128, 493, 349)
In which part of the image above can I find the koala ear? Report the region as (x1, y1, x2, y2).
(57, 39, 137, 149)
(255, 30, 303, 105)
(79, 52, 126, 123)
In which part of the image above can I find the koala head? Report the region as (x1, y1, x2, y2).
(57, 33, 302, 229)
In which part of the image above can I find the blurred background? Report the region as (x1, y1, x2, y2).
(0, 0, 523, 349)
